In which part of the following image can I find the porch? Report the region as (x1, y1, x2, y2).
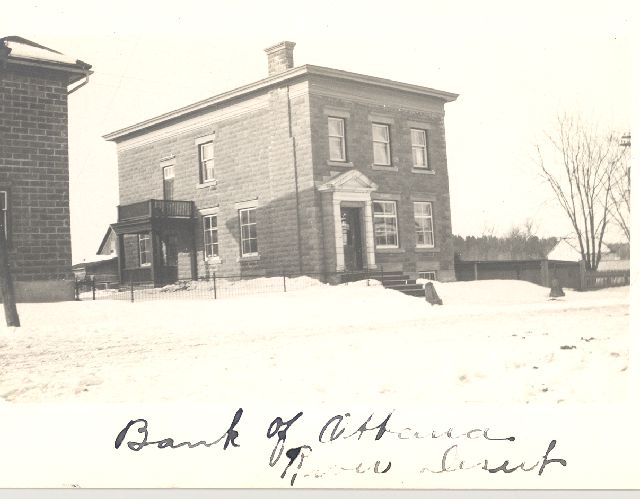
(111, 199, 197, 287)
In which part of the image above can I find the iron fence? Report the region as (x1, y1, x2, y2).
(75, 269, 390, 302)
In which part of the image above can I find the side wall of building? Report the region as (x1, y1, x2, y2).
(0, 64, 75, 301)
(115, 80, 322, 277)
(308, 76, 456, 281)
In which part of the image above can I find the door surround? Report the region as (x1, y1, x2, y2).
(318, 170, 378, 272)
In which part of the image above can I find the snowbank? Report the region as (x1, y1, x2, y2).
(0, 280, 629, 405)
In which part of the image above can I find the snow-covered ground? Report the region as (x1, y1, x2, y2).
(0, 280, 629, 404)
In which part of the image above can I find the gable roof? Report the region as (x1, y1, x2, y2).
(1, 36, 91, 83)
(104, 64, 458, 142)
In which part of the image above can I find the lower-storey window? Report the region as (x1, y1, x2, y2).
(239, 207, 258, 256)
(138, 233, 152, 266)
(203, 215, 219, 259)
(373, 200, 398, 248)
(419, 271, 437, 280)
(414, 201, 435, 248)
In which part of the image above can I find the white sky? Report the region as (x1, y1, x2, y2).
(1, 0, 633, 263)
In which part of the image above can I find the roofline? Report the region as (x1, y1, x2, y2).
(103, 64, 459, 142)
(2, 56, 92, 84)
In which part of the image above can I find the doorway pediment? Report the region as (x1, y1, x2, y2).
(318, 170, 378, 193)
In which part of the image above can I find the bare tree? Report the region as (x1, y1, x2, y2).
(536, 114, 628, 271)
(609, 134, 630, 243)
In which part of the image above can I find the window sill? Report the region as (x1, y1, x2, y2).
(327, 160, 353, 168)
(237, 254, 260, 262)
(416, 246, 440, 253)
(375, 247, 404, 254)
(412, 168, 435, 175)
(371, 164, 398, 172)
(196, 180, 217, 189)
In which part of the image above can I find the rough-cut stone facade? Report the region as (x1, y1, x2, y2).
(108, 45, 457, 282)
(1, 40, 90, 301)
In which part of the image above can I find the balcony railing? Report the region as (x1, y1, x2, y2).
(118, 199, 195, 221)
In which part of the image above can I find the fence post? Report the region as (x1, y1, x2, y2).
(130, 277, 134, 303)
(74, 277, 79, 301)
(380, 265, 384, 284)
(213, 272, 217, 300)
(92, 276, 96, 301)
(283, 270, 287, 292)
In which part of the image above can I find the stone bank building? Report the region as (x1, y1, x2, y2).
(1, 36, 91, 301)
(104, 42, 458, 285)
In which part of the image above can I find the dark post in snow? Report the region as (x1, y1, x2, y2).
(424, 281, 443, 306)
(0, 223, 20, 327)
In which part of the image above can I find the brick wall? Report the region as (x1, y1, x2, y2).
(0, 64, 73, 282)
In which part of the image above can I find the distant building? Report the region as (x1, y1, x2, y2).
(104, 41, 458, 285)
(0, 36, 91, 301)
(547, 237, 629, 270)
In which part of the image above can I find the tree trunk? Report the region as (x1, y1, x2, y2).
(0, 227, 20, 327)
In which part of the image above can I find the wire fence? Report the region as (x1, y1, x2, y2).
(75, 270, 390, 302)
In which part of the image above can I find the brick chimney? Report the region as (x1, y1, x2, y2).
(265, 41, 296, 76)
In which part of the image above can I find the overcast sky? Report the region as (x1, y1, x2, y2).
(2, 0, 633, 263)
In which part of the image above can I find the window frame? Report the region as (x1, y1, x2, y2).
(372, 200, 399, 249)
(419, 271, 437, 281)
(371, 123, 391, 166)
(0, 190, 7, 241)
(238, 207, 258, 257)
(203, 214, 219, 260)
(138, 233, 152, 267)
(199, 140, 215, 183)
(414, 201, 435, 248)
(328, 116, 347, 162)
(410, 128, 430, 170)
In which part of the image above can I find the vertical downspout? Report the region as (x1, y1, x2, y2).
(286, 85, 304, 273)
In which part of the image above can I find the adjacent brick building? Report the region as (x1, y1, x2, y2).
(1, 36, 91, 301)
(104, 42, 458, 285)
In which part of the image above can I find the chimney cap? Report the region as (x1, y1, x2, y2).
(264, 41, 296, 54)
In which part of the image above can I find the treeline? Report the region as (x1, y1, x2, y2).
(453, 232, 558, 261)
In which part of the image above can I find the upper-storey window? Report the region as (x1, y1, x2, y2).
(411, 128, 430, 170)
(328, 117, 346, 161)
(199, 141, 215, 183)
(163, 165, 174, 200)
(372, 123, 391, 166)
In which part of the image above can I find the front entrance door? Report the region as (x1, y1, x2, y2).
(341, 207, 364, 271)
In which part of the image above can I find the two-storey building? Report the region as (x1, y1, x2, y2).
(1, 36, 91, 301)
(104, 42, 458, 285)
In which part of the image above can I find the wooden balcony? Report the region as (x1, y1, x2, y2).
(118, 199, 194, 221)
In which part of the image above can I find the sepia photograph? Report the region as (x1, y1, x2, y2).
(0, 0, 635, 491)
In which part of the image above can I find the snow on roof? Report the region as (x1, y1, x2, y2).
(1, 36, 91, 70)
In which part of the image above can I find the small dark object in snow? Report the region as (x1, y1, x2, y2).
(549, 278, 565, 298)
(541, 387, 548, 392)
(424, 282, 443, 305)
(581, 336, 596, 342)
(560, 345, 576, 350)
(533, 366, 539, 369)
